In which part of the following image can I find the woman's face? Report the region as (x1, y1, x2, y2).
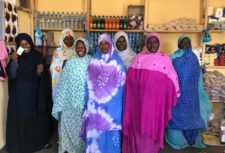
(179, 38, 190, 50)
(147, 36, 159, 53)
(63, 35, 74, 48)
(116, 36, 127, 51)
(75, 41, 86, 57)
(20, 40, 31, 53)
(99, 40, 110, 54)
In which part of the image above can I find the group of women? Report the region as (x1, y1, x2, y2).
(5, 28, 211, 153)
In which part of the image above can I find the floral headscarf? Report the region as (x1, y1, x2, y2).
(50, 29, 75, 101)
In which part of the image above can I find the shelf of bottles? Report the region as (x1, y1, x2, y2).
(33, 11, 86, 30)
(90, 32, 144, 54)
(89, 15, 144, 32)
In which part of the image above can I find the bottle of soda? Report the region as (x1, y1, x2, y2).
(105, 16, 109, 29)
(109, 16, 112, 29)
(89, 15, 93, 29)
(116, 16, 120, 29)
(112, 16, 116, 29)
(119, 16, 124, 30)
(124, 16, 128, 30)
(97, 15, 101, 29)
(93, 15, 97, 29)
(101, 16, 105, 29)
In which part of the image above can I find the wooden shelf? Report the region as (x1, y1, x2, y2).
(206, 66, 225, 69)
(210, 100, 224, 103)
(40, 28, 85, 32)
(210, 30, 225, 33)
(147, 30, 202, 33)
(89, 29, 144, 32)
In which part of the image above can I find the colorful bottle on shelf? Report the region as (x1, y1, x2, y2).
(97, 15, 101, 29)
(116, 16, 120, 29)
(101, 16, 105, 29)
(124, 16, 128, 30)
(105, 16, 109, 29)
(112, 16, 116, 29)
(109, 16, 112, 29)
(93, 15, 97, 29)
(89, 15, 93, 29)
(120, 16, 123, 30)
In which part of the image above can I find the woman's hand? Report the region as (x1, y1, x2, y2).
(37, 64, 44, 74)
(11, 51, 18, 63)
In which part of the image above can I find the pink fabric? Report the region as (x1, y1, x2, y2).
(0, 41, 8, 81)
(132, 32, 180, 96)
(122, 33, 180, 149)
(123, 126, 160, 153)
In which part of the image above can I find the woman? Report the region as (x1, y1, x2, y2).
(165, 35, 211, 149)
(114, 31, 136, 70)
(52, 37, 91, 153)
(6, 33, 51, 153)
(81, 34, 126, 153)
(122, 33, 180, 153)
(50, 29, 75, 100)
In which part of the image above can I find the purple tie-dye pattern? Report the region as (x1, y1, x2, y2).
(88, 113, 111, 131)
(88, 62, 122, 101)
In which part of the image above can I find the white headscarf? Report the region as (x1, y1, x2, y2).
(114, 31, 136, 70)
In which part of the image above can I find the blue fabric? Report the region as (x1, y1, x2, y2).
(81, 34, 126, 153)
(92, 131, 121, 153)
(182, 129, 200, 145)
(166, 35, 211, 149)
(167, 46, 205, 130)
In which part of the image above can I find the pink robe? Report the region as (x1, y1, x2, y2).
(122, 33, 180, 153)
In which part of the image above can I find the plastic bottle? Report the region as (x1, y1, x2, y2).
(105, 16, 108, 29)
(58, 14, 62, 28)
(83, 12, 87, 29)
(112, 16, 116, 29)
(42, 11, 46, 29)
(89, 15, 93, 29)
(109, 16, 112, 29)
(101, 15, 105, 29)
(78, 13, 82, 29)
(49, 14, 53, 29)
(80, 12, 84, 29)
(93, 15, 97, 29)
(65, 12, 69, 28)
(124, 16, 128, 30)
(97, 15, 101, 29)
(38, 12, 42, 29)
(55, 14, 59, 29)
(33, 10, 39, 28)
(62, 12, 66, 28)
(119, 16, 123, 30)
(116, 16, 120, 29)
(75, 12, 79, 29)
(46, 13, 50, 29)
(70, 12, 74, 29)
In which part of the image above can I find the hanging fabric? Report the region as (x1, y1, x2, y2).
(0, 41, 8, 81)
(5, 1, 18, 53)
